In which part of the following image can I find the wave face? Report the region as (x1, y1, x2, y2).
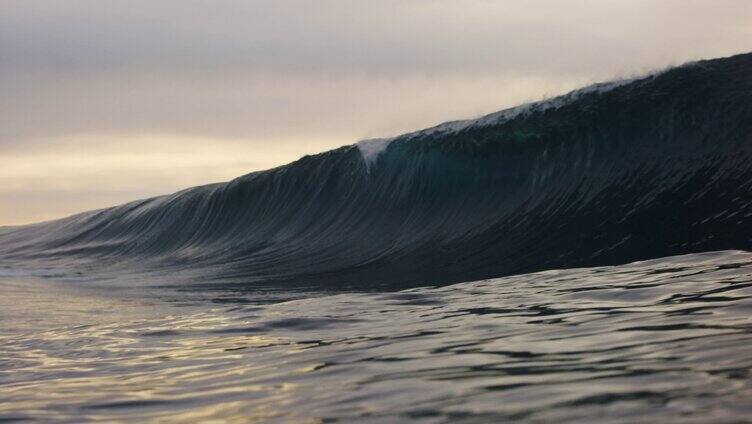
(2, 53, 752, 288)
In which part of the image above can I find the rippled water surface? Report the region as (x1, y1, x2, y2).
(2, 250, 752, 423)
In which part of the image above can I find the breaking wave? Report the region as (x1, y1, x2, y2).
(1, 52, 751, 289)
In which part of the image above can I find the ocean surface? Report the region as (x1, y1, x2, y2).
(2, 251, 752, 422)
(1, 53, 752, 422)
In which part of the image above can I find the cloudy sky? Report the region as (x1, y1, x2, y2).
(1, 0, 750, 225)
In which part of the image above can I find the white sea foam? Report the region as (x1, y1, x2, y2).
(354, 65, 678, 164)
(356, 137, 394, 166)
(412, 73, 663, 137)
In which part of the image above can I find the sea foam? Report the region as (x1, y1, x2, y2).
(356, 137, 394, 166)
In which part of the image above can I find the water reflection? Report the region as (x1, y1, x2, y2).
(1, 250, 752, 422)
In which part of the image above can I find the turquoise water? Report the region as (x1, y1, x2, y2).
(2, 250, 752, 423)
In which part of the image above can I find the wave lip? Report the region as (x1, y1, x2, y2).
(2, 52, 752, 288)
(356, 137, 394, 166)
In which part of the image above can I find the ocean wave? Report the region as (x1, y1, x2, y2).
(1, 52, 751, 289)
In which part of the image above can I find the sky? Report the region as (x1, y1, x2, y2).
(1, 0, 750, 225)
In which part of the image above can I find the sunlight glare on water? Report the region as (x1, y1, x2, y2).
(2, 250, 752, 423)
